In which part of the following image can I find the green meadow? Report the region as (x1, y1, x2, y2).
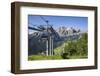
(28, 33, 88, 60)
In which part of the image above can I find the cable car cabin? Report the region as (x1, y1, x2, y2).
(41, 31, 49, 39)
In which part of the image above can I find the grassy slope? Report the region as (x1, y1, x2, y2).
(28, 33, 88, 60)
(28, 55, 62, 60)
(28, 55, 87, 60)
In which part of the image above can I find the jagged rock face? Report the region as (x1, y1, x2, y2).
(28, 32, 60, 55)
(28, 32, 46, 55)
(58, 26, 80, 36)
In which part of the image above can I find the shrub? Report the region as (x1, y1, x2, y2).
(61, 53, 69, 59)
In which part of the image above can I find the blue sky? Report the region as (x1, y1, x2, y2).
(28, 15, 88, 34)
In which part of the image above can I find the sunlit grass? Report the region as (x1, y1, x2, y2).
(28, 55, 62, 60)
(69, 55, 88, 59)
(28, 54, 87, 60)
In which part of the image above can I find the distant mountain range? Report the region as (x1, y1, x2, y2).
(28, 26, 85, 55)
